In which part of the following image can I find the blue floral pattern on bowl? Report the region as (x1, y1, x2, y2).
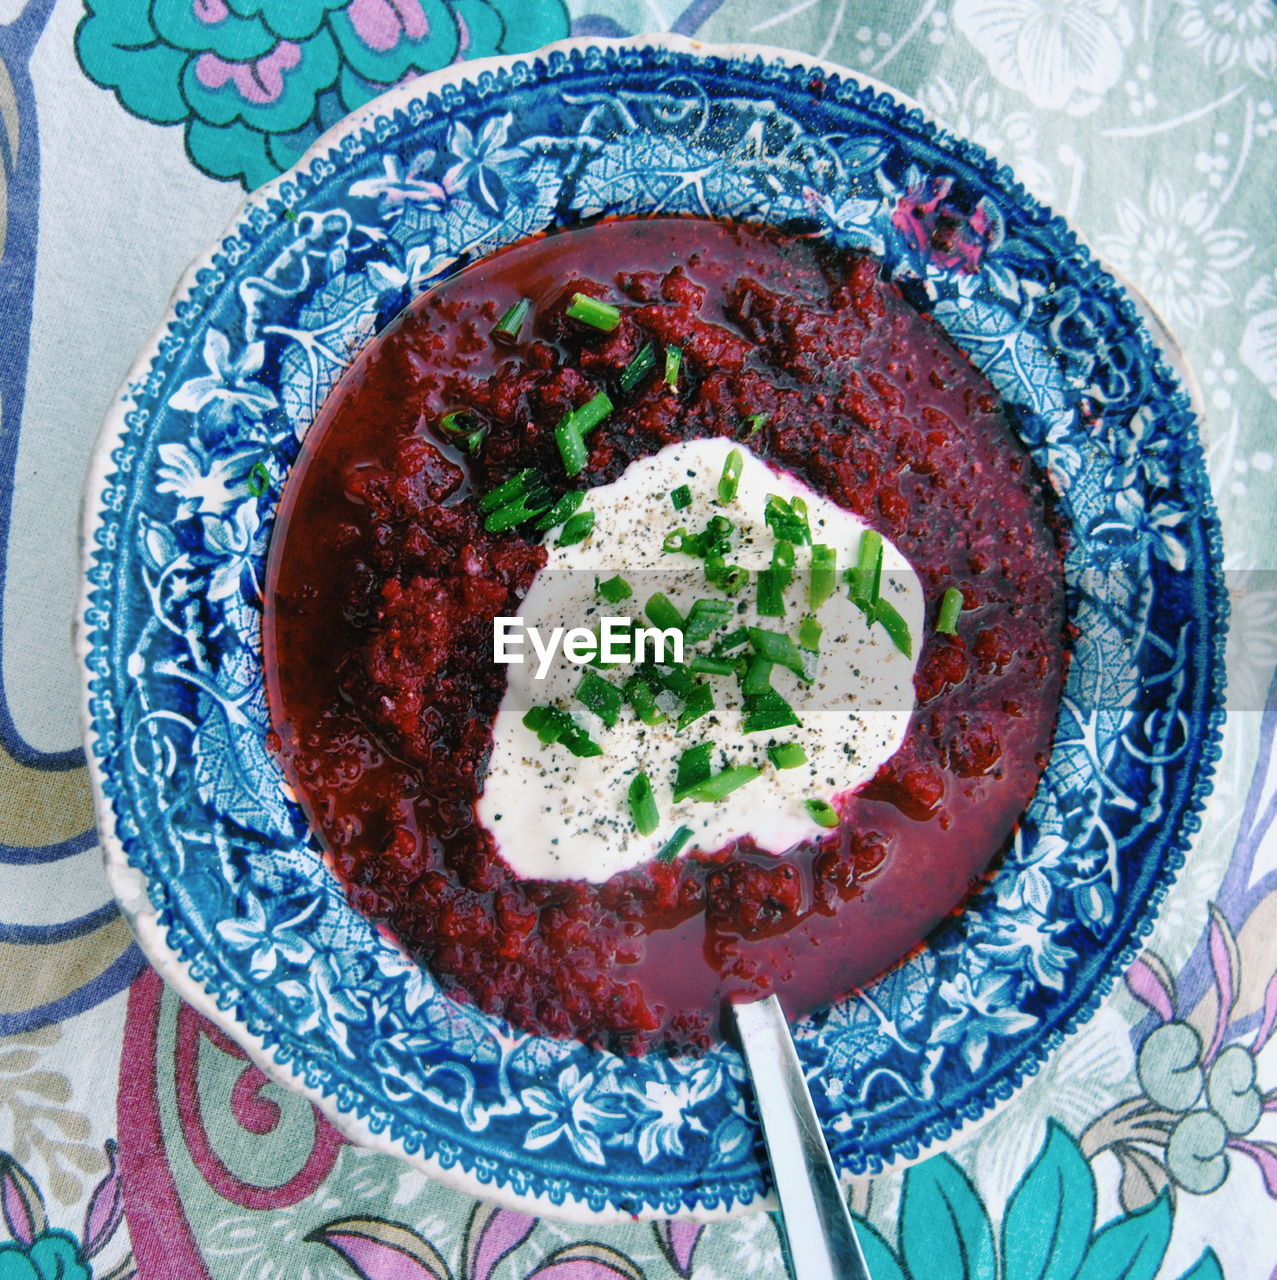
(79, 36, 1226, 1220)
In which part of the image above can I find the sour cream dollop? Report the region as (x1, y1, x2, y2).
(478, 438, 922, 882)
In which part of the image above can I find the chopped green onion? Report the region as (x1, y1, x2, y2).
(768, 742, 807, 769)
(531, 489, 585, 531)
(670, 484, 693, 511)
(757, 545, 793, 618)
(629, 773, 659, 836)
(484, 483, 553, 532)
(873, 598, 913, 657)
(712, 627, 750, 656)
(847, 529, 883, 606)
(809, 544, 837, 609)
(555, 422, 588, 476)
(567, 292, 621, 331)
(764, 494, 810, 545)
(742, 689, 801, 734)
(687, 765, 763, 802)
(492, 297, 530, 341)
(690, 654, 735, 676)
(684, 598, 733, 644)
(936, 586, 964, 635)
(596, 575, 632, 603)
(656, 825, 694, 863)
(805, 798, 840, 828)
(746, 627, 817, 681)
(772, 540, 795, 589)
(663, 527, 691, 554)
(717, 449, 744, 505)
(740, 413, 767, 439)
(575, 670, 622, 727)
(571, 391, 613, 436)
(673, 743, 714, 801)
(624, 675, 665, 725)
(247, 461, 270, 496)
(707, 558, 749, 595)
(556, 511, 595, 545)
(649, 661, 693, 699)
(741, 657, 775, 698)
(618, 342, 656, 392)
(644, 593, 684, 634)
(677, 681, 714, 731)
(479, 468, 542, 513)
(521, 706, 602, 757)
(554, 392, 613, 477)
(798, 614, 822, 651)
(664, 345, 682, 388)
(440, 410, 482, 438)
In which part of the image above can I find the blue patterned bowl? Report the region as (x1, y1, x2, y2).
(78, 35, 1226, 1221)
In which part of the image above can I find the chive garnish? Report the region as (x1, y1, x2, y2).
(624, 674, 666, 725)
(690, 654, 735, 675)
(566, 292, 621, 331)
(575, 670, 623, 727)
(684, 598, 733, 644)
(768, 742, 807, 769)
(479, 468, 541, 513)
(742, 689, 801, 734)
(673, 743, 714, 801)
(629, 773, 659, 836)
(440, 410, 482, 438)
(644, 593, 684, 634)
(746, 627, 817, 681)
(484, 482, 553, 531)
(522, 706, 603, 757)
(663, 527, 691, 554)
(873, 597, 912, 657)
(717, 449, 743, 505)
(677, 681, 715, 731)
(664, 345, 682, 387)
(809, 544, 837, 609)
(555, 422, 588, 476)
(741, 657, 774, 698)
(596, 574, 632, 603)
(671, 484, 693, 510)
(247, 461, 270, 496)
(798, 614, 822, 651)
(556, 510, 595, 545)
(936, 586, 964, 635)
(531, 489, 585, 531)
(757, 545, 792, 618)
(805, 798, 840, 828)
(656, 825, 694, 863)
(492, 297, 530, 341)
(848, 529, 884, 606)
(741, 413, 767, 439)
(705, 556, 749, 594)
(687, 765, 763, 802)
(712, 627, 750, 656)
(772, 540, 795, 589)
(554, 392, 613, 476)
(618, 342, 656, 392)
(764, 494, 810, 545)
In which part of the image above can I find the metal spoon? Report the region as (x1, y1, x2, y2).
(730, 995, 872, 1280)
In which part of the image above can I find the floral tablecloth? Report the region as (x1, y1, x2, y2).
(2, 1, 1274, 1277)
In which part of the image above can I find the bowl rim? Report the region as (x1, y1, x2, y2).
(75, 29, 1225, 1223)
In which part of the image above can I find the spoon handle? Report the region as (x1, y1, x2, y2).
(731, 995, 872, 1280)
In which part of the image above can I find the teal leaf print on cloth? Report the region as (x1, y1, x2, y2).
(1074, 1193, 1172, 1280)
(899, 1155, 996, 1280)
(75, 0, 572, 188)
(1002, 1121, 1097, 1280)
